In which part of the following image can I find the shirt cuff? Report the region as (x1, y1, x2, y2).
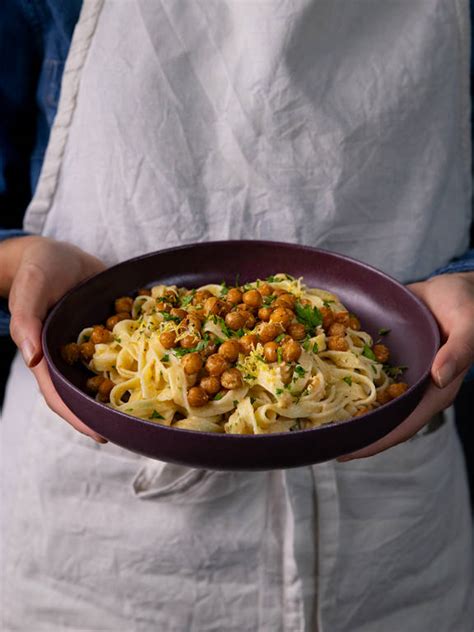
(0, 229, 30, 335)
(429, 248, 474, 276)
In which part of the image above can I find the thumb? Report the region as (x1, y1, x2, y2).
(9, 260, 50, 367)
(431, 313, 474, 388)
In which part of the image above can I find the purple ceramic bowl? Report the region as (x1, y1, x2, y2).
(42, 240, 439, 470)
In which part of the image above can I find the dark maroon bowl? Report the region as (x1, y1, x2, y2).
(42, 240, 439, 470)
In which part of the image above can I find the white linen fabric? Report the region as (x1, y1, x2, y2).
(2, 0, 473, 630)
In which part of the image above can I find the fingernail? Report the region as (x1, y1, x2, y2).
(436, 360, 456, 389)
(93, 437, 108, 444)
(20, 339, 35, 367)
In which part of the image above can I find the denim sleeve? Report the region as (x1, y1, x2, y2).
(0, 229, 29, 336)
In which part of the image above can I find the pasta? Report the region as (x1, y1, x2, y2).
(61, 274, 408, 434)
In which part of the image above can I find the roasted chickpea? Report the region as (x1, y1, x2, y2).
(348, 314, 361, 330)
(258, 307, 273, 322)
(269, 307, 293, 329)
(218, 340, 241, 363)
(98, 378, 114, 402)
(184, 315, 202, 334)
(263, 341, 278, 363)
(182, 352, 203, 375)
(159, 330, 176, 349)
(80, 341, 95, 361)
(334, 311, 350, 325)
(106, 312, 129, 331)
(220, 368, 243, 390)
(241, 311, 256, 329)
(156, 300, 171, 312)
(373, 344, 390, 363)
(225, 311, 247, 331)
(185, 372, 199, 387)
(226, 288, 243, 305)
(187, 386, 209, 407)
(200, 334, 218, 358)
(86, 375, 105, 393)
(90, 326, 113, 344)
(273, 288, 286, 296)
(328, 322, 346, 337)
(206, 353, 230, 376)
(180, 334, 199, 349)
(258, 283, 273, 297)
(376, 389, 392, 405)
(203, 296, 221, 316)
(320, 306, 334, 331)
(282, 338, 301, 362)
(137, 288, 151, 296)
(170, 307, 187, 320)
(61, 342, 80, 365)
(200, 376, 221, 396)
(239, 334, 257, 355)
(387, 382, 408, 399)
(114, 296, 133, 313)
(258, 322, 282, 343)
(193, 289, 213, 306)
(274, 293, 296, 309)
(354, 406, 371, 417)
(327, 336, 349, 351)
(287, 323, 306, 340)
(242, 289, 263, 309)
(280, 365, 293, 384)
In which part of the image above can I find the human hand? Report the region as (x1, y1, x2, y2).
(338, 271, 474, 461)
(3, 236, 107, 442)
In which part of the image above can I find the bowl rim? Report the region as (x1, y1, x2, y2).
(42, 239, 440, 441)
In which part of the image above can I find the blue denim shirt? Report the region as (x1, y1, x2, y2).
(1, 0, 474, 364)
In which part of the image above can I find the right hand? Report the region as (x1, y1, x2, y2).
(2, 236, 107, 442)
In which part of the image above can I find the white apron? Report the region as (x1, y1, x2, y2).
(2, 1, 473, 630)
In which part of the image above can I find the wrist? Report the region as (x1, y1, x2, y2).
(0, 235, 44, 298)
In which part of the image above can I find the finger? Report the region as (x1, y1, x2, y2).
(9, 260, 51, 368)
(337, 373, 464, 461)
(431, 313, 474, 388)
(32, 360, 107, 443)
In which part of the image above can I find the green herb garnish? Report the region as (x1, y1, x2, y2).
(277, 348, 283, 363)
(378, 327, 391, 336)
(160, 311, 180, 323)
(276, 388, 283, 395)
(180, 291, 195, 307)
(384, 364, 408, 379)
(161, 354, 169, 362)
(362, 344, 377, 361)
(295, 302, 322, 328)
(294, 365, 306, 378)
(219, 281, 229, 297)
(343, 376, 352, 386)
(150, 410, 164, 420)
(275, 333, 286, 343)
(263, 294, 277, 306)
(312, 341, 319, 354)
(213, 392, 225, 401)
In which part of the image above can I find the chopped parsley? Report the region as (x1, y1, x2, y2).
(160, 311, 180, 323)
(235, 328, 246, 338)
(295, 302, 322, 328)
(277, 348, 283, 363)
(219, 281, 229, 297)
(384, 364, 408, 378)
(378, 327, 391, 336)
(161, 354, 169, 362)
(275, 333, 286, 343)
(276, 388, 283, 395)
(263, 294, 277, 306)
(173, 335, 209, 357)
(343, 376, 352, 386)
(180, 291, 195, 307)
(294, 365, 306, 378)
(362, 344, 377, 361)
(322, 300, 334, 308)
(312, 341, 319, 354)
(150, 410, 165, 420)
(213, 392, 225, 401)
(233, 400, 238, 407)
(83, 334, 90, 342)
(266, 275, 277, 282)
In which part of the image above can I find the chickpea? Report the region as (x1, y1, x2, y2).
(180, 334, 199, 349)
(80, 341, 95, 361)
(200, 376, 221, 396)
(258, 283, 273, 297)
(274, 293, 296, 309)
(185, 372, 199, 387)
(287, 323, 306, 340)
(273, 288, 286, 296)
(242, 289, 263, 309)
(98, 378, 114, 402)
(61, 343, 80, 365)
(206, 354, 230, 376)
(241, 311, 256, 329)
(114, 296, 133, 313)
(258, 322, 282, 343)
(187, 386, 209, 408)
(258, 307, 273, 322)
(263, 341, 278, 363)
(334, 311, 350, 326)
(376, 389, 392, 405)
(218, 340, 241, 363)
(137, 288, 151, 296)
(269, 307, 294, 329)
(182, 352, 203, 375)
(225, 311, 247, 331)
(320, 306, 334, 331)
(387, 382, 408, 399)
(156, 300, 171, 312)
(226, 288, 243, 305)
(160, 330, 176, 349)
(164, 290, 179, 305)
(280, 365, 293, 384)
(204, 296, 221, 316)
(183, 315, 202, 333)
(348, 314, 361, 330)
(200, 334, 218, 358)
(328, 322, 346, 337)
(170, 308, 187, 320)
(220, 368, 243, 390)
(236, 302, 249, 311)
(239, 334, 257, 355)
(193, 290, 213, 306)
(373, 344, 390, 364)
(327, 336, 349, 351)
(90, 326, 113, 344)
(354, 406, 371, 417)
(106, 312, 129, 331)
(86, 375, 105, 393)
(282, 339, 302, 362)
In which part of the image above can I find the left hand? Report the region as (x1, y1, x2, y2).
(338, 271, 474, 461)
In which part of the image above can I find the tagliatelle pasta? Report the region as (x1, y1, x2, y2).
(61, 274, 408, 434)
